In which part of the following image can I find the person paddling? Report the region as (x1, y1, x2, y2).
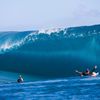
(17, 75, 24, 83)
(75, 65, 98, 76)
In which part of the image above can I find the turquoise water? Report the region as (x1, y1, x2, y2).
(0, 25, 100, 99)
(0, 25, 100, 77)
(0, 75, 100, 100)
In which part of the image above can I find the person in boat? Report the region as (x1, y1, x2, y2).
(17, 75, 24, 83)
(75, 65, 98, 76)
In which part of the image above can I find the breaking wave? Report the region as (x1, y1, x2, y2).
(0, 24, 100, 78)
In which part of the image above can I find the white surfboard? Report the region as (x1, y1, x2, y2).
(91, 72, 99, 77)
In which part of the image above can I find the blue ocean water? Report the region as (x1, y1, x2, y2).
(0, 24, 100, 77)
(0, 24, 100, 99)
(0, 76, 100, 100)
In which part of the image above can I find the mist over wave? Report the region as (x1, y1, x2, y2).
(0, 24, 100, 78)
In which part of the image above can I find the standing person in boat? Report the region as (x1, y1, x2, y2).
(75, 65, 98, 76)
(17, 75, 24, 83)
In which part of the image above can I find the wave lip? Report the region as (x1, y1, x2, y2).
(0, 24, 100, 53)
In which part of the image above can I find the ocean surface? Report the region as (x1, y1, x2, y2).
(0, 75, 100, 100)
(0, 24, 100, 99)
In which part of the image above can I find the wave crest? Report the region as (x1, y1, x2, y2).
(0, 24, 100, 53)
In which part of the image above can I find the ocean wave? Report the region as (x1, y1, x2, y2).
(0, 25, 100, 77)
(0, 24, 100, 53)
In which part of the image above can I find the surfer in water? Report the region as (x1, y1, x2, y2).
(75, 65, 98, 76)
(17, 75, 24, 83)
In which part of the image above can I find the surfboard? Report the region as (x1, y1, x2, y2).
(91, 72, 99, 77)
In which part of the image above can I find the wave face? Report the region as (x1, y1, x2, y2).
(0, 25, 100, 78)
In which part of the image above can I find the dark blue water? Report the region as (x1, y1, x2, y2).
(0, 76, 100, 100)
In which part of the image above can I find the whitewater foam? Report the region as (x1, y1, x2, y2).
(0, 25, 100, 53)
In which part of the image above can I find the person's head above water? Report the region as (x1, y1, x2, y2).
(86, 68, 90, 72)
(85, 68, 90, 75)
(19, 75, 22, 78)
(17, 75, 24, 83)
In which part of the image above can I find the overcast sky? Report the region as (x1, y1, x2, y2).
(0, 0, 100, 31)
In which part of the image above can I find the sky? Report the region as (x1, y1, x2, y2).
(0, 0, 100, 31)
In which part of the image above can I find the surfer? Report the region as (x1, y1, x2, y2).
(75, 65, 98, 76)
(17, 75, 24, 83)
(75, 69, 90, 76)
